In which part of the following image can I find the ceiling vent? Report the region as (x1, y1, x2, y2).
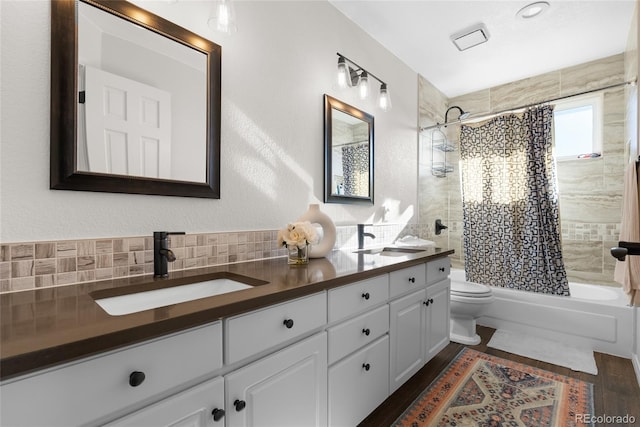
(451, 24, 490, 51)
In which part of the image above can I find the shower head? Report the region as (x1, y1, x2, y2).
(444, 106, 469, 125)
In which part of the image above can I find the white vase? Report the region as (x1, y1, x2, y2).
(296, 204, 336, 258)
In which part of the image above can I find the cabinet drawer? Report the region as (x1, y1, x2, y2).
(328, 335, 390, 427)
(0, 322, 223, 427)
(328, 274, 389, 323)
(389, 264, 427, 298)
(225, 292, 327, 364)
(327, 304, 389, 364)
(105, 376, 225, 426)
(426, 257, 450, 285)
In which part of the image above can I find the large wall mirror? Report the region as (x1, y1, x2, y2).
(324, 95, 374, 204)
(50, 0, 221, 198)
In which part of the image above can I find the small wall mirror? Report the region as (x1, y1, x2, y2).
(324, 95, 374, 204)
(50, 0, 221, 198)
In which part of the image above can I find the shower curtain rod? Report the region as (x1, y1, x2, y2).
(419, 78, 637, 132)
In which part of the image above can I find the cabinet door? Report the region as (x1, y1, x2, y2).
(328, 335, 389, 427)
(425, 279, 450, 361)
(105, 377, 225, 427)
(225, 333, 327, 427)
(389, 289, 426, 393)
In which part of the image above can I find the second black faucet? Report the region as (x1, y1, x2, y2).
(357, 224, 376, 250)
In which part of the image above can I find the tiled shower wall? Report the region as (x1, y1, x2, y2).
(0, 223, 424, 293)
(419, 54, 627, 286)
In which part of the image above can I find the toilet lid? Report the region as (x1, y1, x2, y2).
(450, 280, 492, 297)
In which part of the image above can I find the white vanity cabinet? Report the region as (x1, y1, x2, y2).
(0, 255, 452, 427)
(0, 322, 223, 427)
(224, 332, 328, 427)
(389, 288, 427, 392)
(388, 258, 451, 393)
(328, 335, 389, 427)
(326, 274, 390, 427)
(425, 278, 450, 360)
(105, 376, 226, 427)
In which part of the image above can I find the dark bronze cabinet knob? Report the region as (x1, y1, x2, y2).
(361, 292, 370, 300)
(212, 408, 225, 422)
(129, 371, 146, 387)
(234, 399, 246, 412)
(283, 318, 294, 329)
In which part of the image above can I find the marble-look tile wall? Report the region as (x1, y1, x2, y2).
(417, 75, 460, 264)
(0, 223, 424, 293)
(419, 54, 627, 286)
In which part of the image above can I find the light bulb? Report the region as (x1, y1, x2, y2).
(358, 71, 369, 99)
(208, 0, 237, 34)
(337, 57, 349, 89)
(378, 83, 391, 111)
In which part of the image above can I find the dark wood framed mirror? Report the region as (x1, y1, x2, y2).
(324, 95, 374, 204)
(50, 0, 221, 198)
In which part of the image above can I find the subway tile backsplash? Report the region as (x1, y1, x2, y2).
(0, 223, 422, 293)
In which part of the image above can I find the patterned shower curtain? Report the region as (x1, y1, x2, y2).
(342, 143, 369, 197)
(459, 106, 570, 296)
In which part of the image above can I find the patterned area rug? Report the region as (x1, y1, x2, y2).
(393, 348, 594, 427)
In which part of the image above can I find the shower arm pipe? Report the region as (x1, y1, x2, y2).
(419, 78, 637, 132)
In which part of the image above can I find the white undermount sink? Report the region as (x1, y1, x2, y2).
(95, 279, 253, 316)
(353, 247, 427, 256)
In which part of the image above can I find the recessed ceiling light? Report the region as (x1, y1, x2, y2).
(516, 1, 550, 20)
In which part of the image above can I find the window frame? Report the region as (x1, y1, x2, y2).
(552, 93, 603, 161)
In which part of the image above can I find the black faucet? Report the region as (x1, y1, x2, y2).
(154, 231, 185, 277)
(357, 224, 376, 250)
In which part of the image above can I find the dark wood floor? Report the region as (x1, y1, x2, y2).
(359, 326, 640, 426)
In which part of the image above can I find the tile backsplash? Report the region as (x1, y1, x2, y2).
(0, 223, 422, 293)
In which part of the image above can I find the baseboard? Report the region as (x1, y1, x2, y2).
(633, 352, 640, 388)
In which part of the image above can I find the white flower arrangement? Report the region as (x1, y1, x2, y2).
(277, 221, 319, 249)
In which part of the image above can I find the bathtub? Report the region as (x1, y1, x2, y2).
(450, 269, 636, 358)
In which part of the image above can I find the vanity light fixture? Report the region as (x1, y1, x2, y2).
(336, 52, 391, 111)
(516, 1, 550, 19)
(208, 0, 237, 34)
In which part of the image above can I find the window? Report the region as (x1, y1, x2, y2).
(553, 93, 603, 160)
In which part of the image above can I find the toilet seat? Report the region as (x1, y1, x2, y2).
(450, 280, 492, 297)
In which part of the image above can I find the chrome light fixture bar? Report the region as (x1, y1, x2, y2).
(336, 52, 391, 111)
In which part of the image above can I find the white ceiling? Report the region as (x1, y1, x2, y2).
(329, 0, 636, 98)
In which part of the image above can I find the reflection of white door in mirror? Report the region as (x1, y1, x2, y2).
(76, 0, 208, 184)
(82, 65, 172, 178)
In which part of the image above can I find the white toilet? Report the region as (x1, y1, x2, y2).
(449, 270, 494, 345)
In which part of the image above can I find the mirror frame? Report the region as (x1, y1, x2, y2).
(50, 0, 221, 198)
(323, 94, 374, 204)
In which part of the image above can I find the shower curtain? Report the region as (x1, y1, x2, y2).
(459, 106, 570, 296)
(342, 143, 369, 197)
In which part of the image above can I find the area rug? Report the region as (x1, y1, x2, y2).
(393, 348, 594, 427)
(487, 329, 598, 375)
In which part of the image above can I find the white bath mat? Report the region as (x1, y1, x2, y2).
(487, 329, 598, 375)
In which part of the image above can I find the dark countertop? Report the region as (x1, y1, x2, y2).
(0, 247, 453, 380)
